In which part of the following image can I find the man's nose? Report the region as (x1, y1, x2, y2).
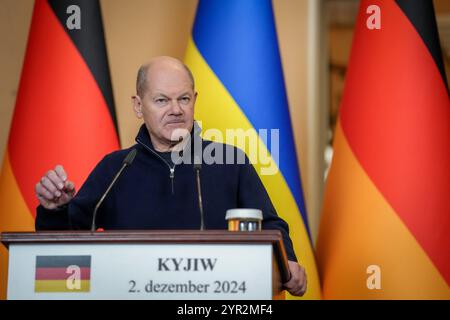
(169, 99, 183, 115)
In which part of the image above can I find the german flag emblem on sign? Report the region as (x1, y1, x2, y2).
(35, 256, 91, 293)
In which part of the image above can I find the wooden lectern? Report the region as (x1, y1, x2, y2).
(1, 230, 290, 300)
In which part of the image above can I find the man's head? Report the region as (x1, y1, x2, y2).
(132, 56, 197, 151)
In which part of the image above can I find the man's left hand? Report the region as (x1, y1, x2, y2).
(283, 260, 307, 296)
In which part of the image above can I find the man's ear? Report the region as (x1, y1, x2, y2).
(132, 95, 143, 118)
(193, 91, 198, 104)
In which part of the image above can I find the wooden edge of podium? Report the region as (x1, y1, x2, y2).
(0, 229, 291, 284)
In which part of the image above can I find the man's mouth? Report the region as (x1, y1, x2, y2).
(166, 120, 184, 126)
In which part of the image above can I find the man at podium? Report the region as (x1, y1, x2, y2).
(34, 56, 307, 296)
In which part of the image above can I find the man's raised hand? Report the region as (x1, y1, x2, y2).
(35, 165, 75, 209)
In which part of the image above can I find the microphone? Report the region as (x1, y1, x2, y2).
(193, 156, 205, 231)
(91, 148, 137, 231)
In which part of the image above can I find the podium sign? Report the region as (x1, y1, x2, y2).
(1, 230, 289, 300)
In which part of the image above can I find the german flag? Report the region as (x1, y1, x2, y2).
(0, 0, 119, 299)
(35, 256, 91, 293)
(317, 0, 450, 299)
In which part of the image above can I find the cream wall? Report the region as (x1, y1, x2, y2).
(0, 0, 323, 241)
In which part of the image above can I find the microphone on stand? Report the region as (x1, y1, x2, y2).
(193, 155, 205, 231)
(91, 149, 137, 231)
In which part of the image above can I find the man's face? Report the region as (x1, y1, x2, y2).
(134, 64, 196, 149)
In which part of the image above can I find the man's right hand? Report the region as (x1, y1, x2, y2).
(35, 165, 76, 210)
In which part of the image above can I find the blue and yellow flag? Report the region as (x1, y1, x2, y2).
(185, 0, 320, 299)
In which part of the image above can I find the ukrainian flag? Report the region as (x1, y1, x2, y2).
(185, 0, 320, 299)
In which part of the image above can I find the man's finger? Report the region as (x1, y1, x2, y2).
(283, 277, 295, 290)
(295, 289, 305, 297)
(37, 194, 51, 206)
(294, 282, 306, 296)
(47, 170, 64, 190)
(39, 177, 60, 198)
(37, 194, 58, 210)
(37, 194, 49, 206)
(63, 181, 76, 199)
(291, 282, 306, 296)
(36, 183, 55, 201)
(297, 277, 307, 296)
(301, 283, 307, 295)
(54, 165, 67, 182)
(40, 176, 58, 193)
(64, 180, 75, 191)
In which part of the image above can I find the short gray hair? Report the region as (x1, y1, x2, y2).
(136, 62, 195, 98)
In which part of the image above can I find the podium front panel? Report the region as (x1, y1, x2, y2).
(7, 243, 272, 300)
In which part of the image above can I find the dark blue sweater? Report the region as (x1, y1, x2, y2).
(36, 124, 297, 261)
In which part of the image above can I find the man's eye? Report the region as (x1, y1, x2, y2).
(155, 98, 168, 104)
(179, 97, 190, 104)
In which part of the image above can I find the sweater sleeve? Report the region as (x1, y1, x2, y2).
(237, 153, 298, 262)
(35, 205, 70, 230)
